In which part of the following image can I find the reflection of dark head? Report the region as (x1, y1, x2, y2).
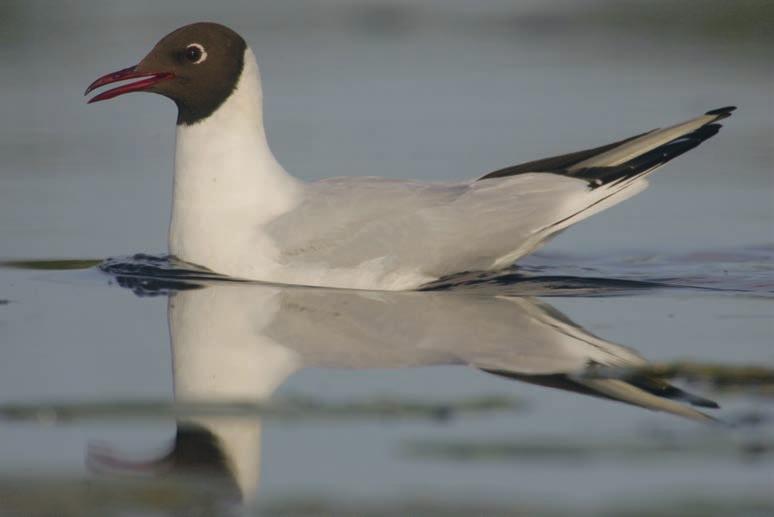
(165, 423, 238, 481)
(89, 422, 242, 501)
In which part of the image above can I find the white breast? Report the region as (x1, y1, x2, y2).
(169, 47, 301, 278)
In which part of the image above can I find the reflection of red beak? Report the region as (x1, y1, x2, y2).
(86, 441, 170, 474)
(85, 65, 174, 103)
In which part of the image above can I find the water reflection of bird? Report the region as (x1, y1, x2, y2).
(85, 22, 735, 290)
(91, 277, 717, 504)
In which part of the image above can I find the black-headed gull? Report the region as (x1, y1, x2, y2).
(86, 22, 735, 290)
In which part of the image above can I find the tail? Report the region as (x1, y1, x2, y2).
(479, 106, 736, 187)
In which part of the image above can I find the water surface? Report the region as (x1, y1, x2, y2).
(1, 2, 772, 515)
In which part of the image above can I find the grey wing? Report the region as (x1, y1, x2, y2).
(266, 108, 734, 280)
(265, 174, 590, 277)
(267, 177, 465, 267)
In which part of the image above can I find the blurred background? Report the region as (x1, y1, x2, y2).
(0, 1, 772, 515)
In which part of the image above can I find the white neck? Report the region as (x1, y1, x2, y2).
(169, 47, 300, 277)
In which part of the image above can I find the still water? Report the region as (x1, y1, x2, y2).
(1, 1, 772, 515)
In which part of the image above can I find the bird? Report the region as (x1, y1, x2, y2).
(85, 22, 735, 291)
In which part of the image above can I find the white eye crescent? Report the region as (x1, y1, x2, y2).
(184, 43, 207, 64)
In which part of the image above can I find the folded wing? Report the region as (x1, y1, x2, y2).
(267, 108, 734, 288)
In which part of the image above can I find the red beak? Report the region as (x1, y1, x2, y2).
(84, 65, 174, 103)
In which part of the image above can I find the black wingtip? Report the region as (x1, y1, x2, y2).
(692, 123, 722, 140)
(705, 106, 737, 120)
(627, 376, 720, 409)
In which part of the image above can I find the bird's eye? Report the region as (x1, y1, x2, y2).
(184, 43, 207, 64)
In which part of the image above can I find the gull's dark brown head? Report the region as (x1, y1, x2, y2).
(85, 22, 247, 125)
